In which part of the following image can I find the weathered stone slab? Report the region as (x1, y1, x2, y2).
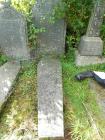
(86, 0, 105, 37)
(32, 0, 66, 56)
(75, 51, 105, 66)
(37, 57, 64, 138)
(0, 2, 30, 60)
(79, 36, 103, 56)
(0, 61, 20, 110)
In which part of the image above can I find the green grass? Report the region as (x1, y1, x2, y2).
(0, 61, 38, 140)
(62, 48, 105, 140)
(0, 54, 8, 66)
(0, 49, 105, 140)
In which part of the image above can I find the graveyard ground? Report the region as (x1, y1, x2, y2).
(0, 48, 105, 140)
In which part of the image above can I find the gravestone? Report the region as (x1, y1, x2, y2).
(32, 0, 66, 56)
(86, 0, 105, 37)
(0, 2, 30, 60)
(34, 1, 65, 138)
(37, 57, 64, 138)
(76, 0, 105, 66)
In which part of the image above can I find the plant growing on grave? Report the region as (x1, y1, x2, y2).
(48, 0, 93, 50)
(11, 0, 37, 48)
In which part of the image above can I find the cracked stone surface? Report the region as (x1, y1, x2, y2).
(37, 57, 64, 138)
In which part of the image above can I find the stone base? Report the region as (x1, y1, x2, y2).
(75, 51, 105, 66)
(79, 35, 103, 56)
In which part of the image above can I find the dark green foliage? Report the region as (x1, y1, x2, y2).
(0, 54, 8, 66)
(63, 0, 93, 49)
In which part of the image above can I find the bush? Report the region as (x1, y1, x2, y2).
(64, 0, 105, 54)
(63, 0, 93, 49)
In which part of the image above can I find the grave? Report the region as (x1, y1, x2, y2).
(0, 2, 30, 60)
(37, 57, 64, 138)
(0, 61, 20, 111)
(76, 0, 105, 66)
(33, 0, 65, 138)
(32, 0, 66, 56)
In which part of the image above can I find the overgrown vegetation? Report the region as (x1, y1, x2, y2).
(0, 61, 38, 140)
(11, 0, 37, 48)
(63, 0, 105, 53)
(0, 54, 8, 66)
(62, 48, 105, 139)
(0, 0, 105, 53)
(0, 0, 105, 139)
(64, 0, 93, 49)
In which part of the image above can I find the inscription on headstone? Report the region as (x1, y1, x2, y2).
(0, 2, 30, 60)
(86, 0, 105, 37)
(32, 0, 66, 56)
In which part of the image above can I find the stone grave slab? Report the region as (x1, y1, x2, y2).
(37, 57, 64, 138)
(0, 61, 20, 111)
(0, 2, 30, 60)
(32, 0, 66, 56)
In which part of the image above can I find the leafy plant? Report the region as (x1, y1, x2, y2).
(0, 54, 8, 66)
(11, 0, 37, 48)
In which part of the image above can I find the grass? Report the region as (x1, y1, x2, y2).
(0, 49, 105, 140)
(62, 48, 105, 140)
(0, 61, 38, 140)
(0, 54, 8, 66)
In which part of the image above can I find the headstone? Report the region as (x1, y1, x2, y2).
(37, 57, 64, 138)
(0, 2, 30, 60)
(32, 0, 66, 56)
(79, 0, 105, 56)
(76, 0, 105, 66)
(86, 0, 105, 37)
(0, 61, 20, 111)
